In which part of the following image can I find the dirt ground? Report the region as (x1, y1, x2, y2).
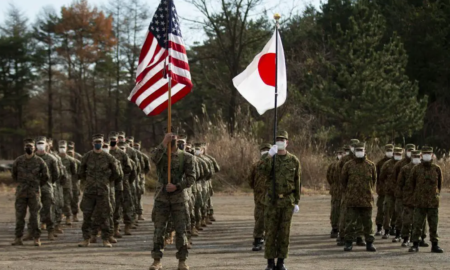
(0, 192, 449, 270)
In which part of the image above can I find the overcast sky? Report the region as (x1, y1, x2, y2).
(0, 0, 322, 45)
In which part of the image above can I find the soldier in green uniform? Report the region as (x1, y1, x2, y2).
(149, 132, 195, 270)
(58, 140, 78, 226)
(133, 140, 151, 221)
(326, 148, 344, 238)
(341, 142, 377, 252)
(201, 144, 220, 222)
(408, 146, 444, 253)
(191, 144, 210, 232)
(248, 143, 271, 251)
(78, 134, 120, 248)
(126, 136, 147, 223)
(11, 139, 50, 247)
(374, 144, 394, 235)
(194, 143, 213, 228)
(67, 141, 82, 222)
(380, 147, 403, 238)
(48, 138, 67, 236)
(258, 131, 300, 270)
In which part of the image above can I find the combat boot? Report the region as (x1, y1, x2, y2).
(401, 237, 410, 247)
(390, 228, 396, 236)
(265, 259, 275, 270)
(114, 224, 123, 238)
(209, 214, 216, 222)
(330, 228, 339, 239)
(66, 216, 72, 226)
(392, 231, 401, 242)
(196, 221, 203, 231)
(191, 226, 199, 237)
(11, 237, 23, 246)
(366, 242, 376, 252)
(382, 230, 390, 239)
(206, 216, 213, 225)
(109, 236, 118, 244)
(124, 224, 132, 235)
(344, 241, 353, 252)
(201, 218, 207, 227)
(41, 223, 47, 230)
(90, 235, 97, 243)
(149, 259, 162, 270)
(356, 237, 366, 246)
(409, 242, 419, 252)
(337, 237, 345, 246)
(102, 239, 112, 248)
(48, 230, 55, 241)
(276, 258, 287, 270)
(55, 225, 64, 234)
(34, 238, 41, 247)
(78, 239, 90, 247)
(23, 231, 33, 241)
(138, 214, 145, 221)
(419, 238, 429, 247)
(252, 238, 263, 251)
(73, 214, 79, 222)
(431, 242, 444, 253)
(375, 224, 382, 236)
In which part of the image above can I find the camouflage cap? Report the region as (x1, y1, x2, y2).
(47, 138, 53, 144)
(23, 138, 35, 146)
(36, 136, 47, 143)
(67, 145, 75, 150)
(276, 130, 288, 140)
(411, 150, 421, 156)
(394, 147, 404, 153)
(109, 131, 118, 140)
(118, 141, 127, 148)
(422, 146, 433, 153)
(118, 131, 126, 138)
(134, 141, 142, 146)
(102, 142, 109, 147)
(178, 134, 188, 142)
(68, 141, 75, 147)
(126, 136, 134, 142)
(337, 148, 345, 154)
(385, 144, 394, 150)
(260, 143, 272, 151)
(350, 139, 360, 147)
(405, 144, 416, 151)
(354, 142, 365, 150)
(92, 134, 104, 141)
(343, 145, 351, 151)
(59, 140, 67, 147)
(67, 149, 74, 153)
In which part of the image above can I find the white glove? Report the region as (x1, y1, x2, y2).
(268, 145, 278, 157)
(293, 205, 299, 214)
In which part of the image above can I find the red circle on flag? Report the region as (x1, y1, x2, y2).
(258, 53, 276, 87)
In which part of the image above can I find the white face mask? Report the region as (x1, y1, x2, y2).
(37, 144, 46, 151)
(195, 150, 201, 156)
(59, 148, 66, 154)
(394, 155, 402, 161)
(276, 141, 286, 151)
(261, 151, 268, 156)
(345, 151, 351, 156)
(406, 151, 412, 158)
(102, 148, 109, 154)
(355, 151, 365, 158)
(412, 158, 421, 165)
(350, 147, 355, 153)
(386, 152, 393, 158)
(422, 154, 432, 162)
(337, 154, 342, 160)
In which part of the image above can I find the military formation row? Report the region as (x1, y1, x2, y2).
(326, 140, 443, 253)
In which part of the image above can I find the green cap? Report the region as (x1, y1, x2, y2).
(343, 145, 351, 151)
(118, 131, 126, 138)
(68, 141, 75, 147)
(350, 139, 360, 147)
(385, 144, 394, 150)
(405, 144, 416, 151)
(394, 147, 404, 154)
(126, 136, 134, 143)
(24, 139, 35, 146)
(260, 143, 272, 151)
(337, 148, 345, 154)
(92, 134, 104, 141)
(411, 150, 421, 156)
(178, 134, 188, 142)
(59, 140, 67, 147)
(118, 141, 127, 148)
(422, 146, 433, 153)
(354, 142, 365, 149)
(109, 131, 118, 140)
(36, 136, 47, 143)
(276, 130, 288, 140)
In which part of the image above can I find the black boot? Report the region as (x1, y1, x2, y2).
(419, 238, 429, 247)
(330, 228, 339, 239)
(337, 237, 345, 246)
(276, 258, 287, 270)
(401, 237, 409, 247)
(431, 242, 444, 253)
(356, 237, 366, 246)
(390, 228, 396, 236)
(344, 241, 353, 252)
(265, 259, 275, 270)
(409, 242, 419, 253)
(375, 224, 382, 236)
(392, 231, 401, 243)
(366, 241, 377, 252)
(382, 229, 390, 239)
(252, 238, 263, 251)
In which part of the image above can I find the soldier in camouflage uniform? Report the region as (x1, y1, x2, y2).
(398, 150, 427, 247)
(380, 147, 403, 239)
(58, 140, 78, 226)
(189, 143, 209, 232)
(78, 134, 120, 248)
(193, 143, 213, 228)
(248, 143, 271, 251)
(374, 144, 394, 236)
(341, 142, 377, 252)
(118, 141, 137, 235)
(326, 148, 344, 239)
(201, 144, 220, 222)
(133, 140, 152, 221)
(258, 131, 300, 270)
(149, 132, 195, 270)
(11, 139, 50, 247)
(408, 146, 444, 253)
(67, 141, 82, 222)
(35, 136, 60, 240)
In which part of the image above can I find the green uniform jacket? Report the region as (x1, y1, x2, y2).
(60, 155, 77, 189)
(109, 148, 132, 191)
(334, 154, 354, 200)
(248, 155, 268, 204)
(12, 154, 50, 198)
(410, 162, 443, 208)
(375, 156, 390, 195)
(379, 159, 399, 196)
(393, 158, 411, 199)
(341, 157, 376, 208)
(398, 162, 416, 207)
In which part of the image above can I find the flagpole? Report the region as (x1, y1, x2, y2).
(166, 0, 173, 184)
(271, 13, 281, 204)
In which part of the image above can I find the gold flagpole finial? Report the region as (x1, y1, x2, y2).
(274, 13, 281, 21)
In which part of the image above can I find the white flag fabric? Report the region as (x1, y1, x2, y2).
(232, 30, 287, 115)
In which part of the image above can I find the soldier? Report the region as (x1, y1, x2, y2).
(11, 139, 50, 247)
(258, 131, 300, 270)
(201, 144, 220, 222)
(190, 143, 209, 233)
(78, 134, 120, 248)
(58, 140, 78, 226)
(149, 131, 195, 270)
(67, 143, 81, 222)
(380, 147, 403, 239)
(118, 141, 137, 235)
(68, 141, 83, 160)
(248, 143, 271, 251)
(35, 136, 60, 240)
(374, 144, 394, 236)
(133, 140, 152, 221)
(341, 142, 377, 252)
(193, 143, 214, 228)
(408, 146, 444, 253)
(326, 148, 344, 239)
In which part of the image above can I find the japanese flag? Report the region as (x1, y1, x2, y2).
(232, 30, 287, 115)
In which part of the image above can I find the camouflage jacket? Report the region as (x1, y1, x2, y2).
(334, 154, 354, 199)
(204, 154, 220, 173)
(140, 151, 151, 174)
(126, 146, 141, 175)
(379, 159, 399, 196)
(341, 157, 377, 208)
(151, 144, 196, 203)
(258, 152, 301, 208)
(397, 162, 416, 206)
(12, 154, 50, 198)
(326, 160, 340, 199)
(410, 162, 443, 208)
(192, 156, 203, 181)
(248, 155, 268, 204)
(375, 156, 390, 195)
(79, 150, 120, 196)
(75, 152, 83, 161)
(60, 155, 77, 189)
(197, 155, 213, 180)
(109, 148, 132, 191)
(36, 153, 60, 195)
(393, 158, 411, 198)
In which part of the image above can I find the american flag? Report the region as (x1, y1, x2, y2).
(128, 0, 192, 116)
